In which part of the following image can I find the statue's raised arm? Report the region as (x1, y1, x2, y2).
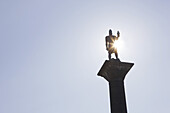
(117, 31, 120, 39)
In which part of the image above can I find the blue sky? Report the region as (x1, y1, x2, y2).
(0, 0, 170, 113)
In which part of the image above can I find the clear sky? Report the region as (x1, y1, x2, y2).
(0, 0, 170, 113)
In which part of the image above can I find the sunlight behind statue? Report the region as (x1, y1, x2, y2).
(105, 29, 120, 60)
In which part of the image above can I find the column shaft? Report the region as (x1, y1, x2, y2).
(109, 81, 127, 113)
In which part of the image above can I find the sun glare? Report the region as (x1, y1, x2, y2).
(114, 40, 119, 48)
(113, 39, 124, 52)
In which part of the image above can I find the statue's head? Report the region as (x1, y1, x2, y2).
(109, 29, 112, 35)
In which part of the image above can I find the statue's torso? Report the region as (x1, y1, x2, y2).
(106, 35, 116, 43)
(106, 35, 117, 53)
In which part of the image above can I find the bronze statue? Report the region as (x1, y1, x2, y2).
(105, 29, 120, 60)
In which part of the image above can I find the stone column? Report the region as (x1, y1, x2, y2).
(98, 59, 134, 113)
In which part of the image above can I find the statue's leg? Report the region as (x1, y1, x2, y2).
(115, 51, 118, 59)
(109, 52, 111, 60)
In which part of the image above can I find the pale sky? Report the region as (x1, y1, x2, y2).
(1, 0, 170, 113)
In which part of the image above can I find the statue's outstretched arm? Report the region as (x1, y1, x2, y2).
(105, 37, 109, 50)
(117, 31, 120, 40)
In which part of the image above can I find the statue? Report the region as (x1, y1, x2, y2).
(105, 29, 120, 60)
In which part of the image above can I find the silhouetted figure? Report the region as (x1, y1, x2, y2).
(105, 29, 120, 60)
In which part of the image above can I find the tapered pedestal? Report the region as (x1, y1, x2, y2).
(98, 59, 134, 113)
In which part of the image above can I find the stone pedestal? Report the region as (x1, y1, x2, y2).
(98, 59, 134, 113)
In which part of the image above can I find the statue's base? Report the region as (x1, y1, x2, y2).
(97, 58, 134, 82)
(97, 59, 134, 113)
